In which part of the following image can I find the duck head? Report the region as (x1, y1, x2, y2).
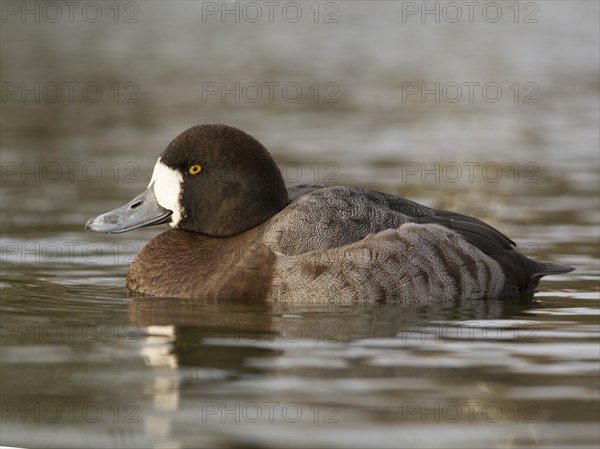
(86, 124, 289, 236)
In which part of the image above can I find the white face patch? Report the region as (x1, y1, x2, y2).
(149, 158, 184, 227)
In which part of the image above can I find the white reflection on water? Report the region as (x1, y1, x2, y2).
(139, 325, 180, 446)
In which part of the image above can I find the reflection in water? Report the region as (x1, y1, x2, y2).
(139, 325, 180, 447)
(129, 296, 539, 342)
(121, 297, 599, 448)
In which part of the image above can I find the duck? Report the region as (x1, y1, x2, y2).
(86, 124, 573, 302)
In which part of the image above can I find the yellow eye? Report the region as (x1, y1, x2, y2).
(188, 164, 202, 175)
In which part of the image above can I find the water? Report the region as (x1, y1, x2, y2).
(1, 2, 599, 448)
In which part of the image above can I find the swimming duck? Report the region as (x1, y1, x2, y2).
(86, 124, 573, 302)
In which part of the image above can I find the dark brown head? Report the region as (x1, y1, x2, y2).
(86, 124, 288, 236)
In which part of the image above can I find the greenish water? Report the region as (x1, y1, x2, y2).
(1, 2, 599, 448)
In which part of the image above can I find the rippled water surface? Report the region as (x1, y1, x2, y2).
(1, 2, 599, 448)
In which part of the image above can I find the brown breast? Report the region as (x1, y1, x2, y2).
(127, 229, 275, 300)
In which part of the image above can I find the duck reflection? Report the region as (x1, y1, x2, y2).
(126, 296, 540, 443)
(128, 296, 539, 372)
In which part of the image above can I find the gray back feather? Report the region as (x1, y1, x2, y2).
(260, 185, 506, 302)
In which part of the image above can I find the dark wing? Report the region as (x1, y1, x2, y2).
(414, 210, 516, 256)
(412, 209, 573, 289)
(374, 189, 515, 256)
